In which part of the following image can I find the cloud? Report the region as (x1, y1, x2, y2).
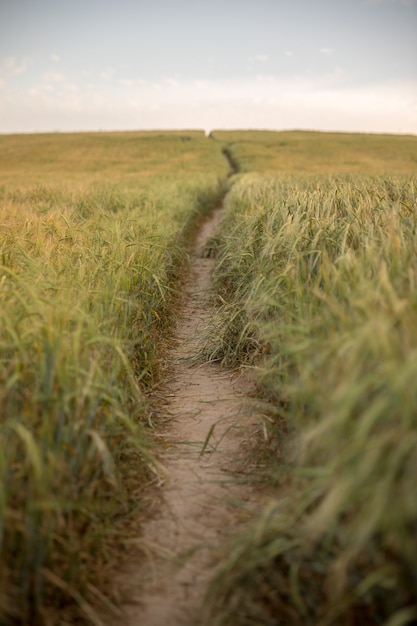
(284, 51, 294, 57)
(100, 68, 114, 80)
(1, 73, 416, 135)
(320, 48, 334, 56)
(51, 54, 61, 63)
(247, 54, 269, 72)
(0, 56, 31, 77)
(165, 77, 179, 88)
(43, 71, 65, 83)
(63, 83, 79, 93)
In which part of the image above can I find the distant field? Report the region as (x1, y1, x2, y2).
(211, 129, 417, 174)
(0, 130, 222, 180)
(1, 129, 416, 625)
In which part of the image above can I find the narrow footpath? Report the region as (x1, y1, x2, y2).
(114, 204, 259, 626)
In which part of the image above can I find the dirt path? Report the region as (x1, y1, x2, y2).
(114, 206, 258, 626)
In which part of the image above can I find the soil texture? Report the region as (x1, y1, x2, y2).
(113, 206, 259, 626)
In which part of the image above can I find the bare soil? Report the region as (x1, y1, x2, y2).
(113, 206, 259, 626)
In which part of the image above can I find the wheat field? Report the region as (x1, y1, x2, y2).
(1, 129, 416, 625)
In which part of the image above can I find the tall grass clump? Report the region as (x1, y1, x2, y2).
(0, 131, 228, 624)
(204, 173, 417, 625)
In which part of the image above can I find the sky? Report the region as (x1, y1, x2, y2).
(0, 0, 416, 134)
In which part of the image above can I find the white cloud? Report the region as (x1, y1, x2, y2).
(255, 74, 275, 82)
(165, 77, 179, 88)
(320, 47, 334, 56)
(0, 56, 31, 77)
(1, 73, 416, 135)
(63, 83, 79, 93)
(51, 54, 61, 63)
(43, 71, 65, 83)
(27, 86, 53, 100)
(120, 78, 134, 87)
(255, 54, 269, 62)
(100, 68, 114, 80)
(284, 51, 294, 57)
(324, 66, 345, 82)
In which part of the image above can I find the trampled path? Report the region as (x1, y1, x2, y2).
(114, 206, 259, 625)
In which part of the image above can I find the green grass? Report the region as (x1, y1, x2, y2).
(0, 130, 228, 624)
(202, 132, 417, 625)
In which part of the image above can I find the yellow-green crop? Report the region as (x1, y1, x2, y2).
(0, 131, 228, 624)
(204, 131, 417, 625)
(2, 128, 416, 625)
(211, 129, 417, 175)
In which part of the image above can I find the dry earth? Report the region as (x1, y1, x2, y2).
(112, 206, 260, 626)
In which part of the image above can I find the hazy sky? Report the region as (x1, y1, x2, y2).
(1, 0, 416, 134)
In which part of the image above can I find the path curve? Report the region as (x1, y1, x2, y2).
(115, 205, 258, 626)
